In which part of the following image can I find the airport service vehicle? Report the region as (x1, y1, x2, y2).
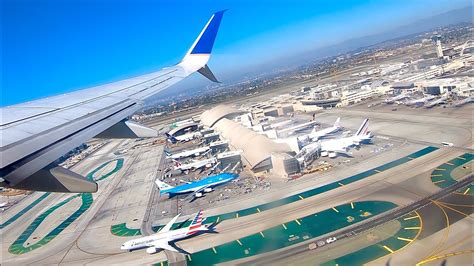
(121, 210, 215, 254)
(441, 142, 454, 147)
(0, 11, 226, 193)
(173, 158, 217, 173)
(155, 173, 238, 200)
(164, 146, 210, 160)
(298, 117, 341, 143)
(168, 131, 202, 143)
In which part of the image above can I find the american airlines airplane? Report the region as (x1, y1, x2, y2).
(0, 11, 226, 193)
(121, 210, 214, 254)
(165, 146, 210, 160)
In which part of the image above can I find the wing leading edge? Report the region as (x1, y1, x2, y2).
(0, 10, 226, 193)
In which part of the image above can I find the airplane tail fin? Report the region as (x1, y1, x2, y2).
(186, 210, 205, 235)
(155, 179, 174, 191)
(173, 159, 182, 167)
(179, 10, 226, 82)
(355, 119, 369, 136)
(334, 117, 341, 128)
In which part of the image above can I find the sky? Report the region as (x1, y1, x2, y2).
(1, 0, 471, 106)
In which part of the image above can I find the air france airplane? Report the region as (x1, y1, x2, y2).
(121, 210, 213, 254)
(155, 172, 238, 200)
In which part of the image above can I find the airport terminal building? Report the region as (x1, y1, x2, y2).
(201, 105, 300, 177)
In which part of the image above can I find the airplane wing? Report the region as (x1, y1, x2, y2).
(0, 11, 226, 193)
(160, 213, 181, 233)
(182, 184, 212, 202)
(150, 240, 179, 253)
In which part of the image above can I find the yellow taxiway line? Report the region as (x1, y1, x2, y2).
(382, 245, 395, 253)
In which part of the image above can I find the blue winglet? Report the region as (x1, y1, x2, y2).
(190, 10, 226, 55)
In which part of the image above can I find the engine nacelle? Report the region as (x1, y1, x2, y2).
(329, 152, 337, 158)
(203, 187, 213, 193)
(195, 192, 203, 198)
(146, 247, 158, 254)
(321, 151, 329, 157)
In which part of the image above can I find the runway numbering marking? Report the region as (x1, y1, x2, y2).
(9, 159, 124, 255)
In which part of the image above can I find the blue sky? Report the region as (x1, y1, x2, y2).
(1, 0, 470, 106)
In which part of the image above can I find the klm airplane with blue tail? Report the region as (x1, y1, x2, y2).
(155, 173, 238, 201)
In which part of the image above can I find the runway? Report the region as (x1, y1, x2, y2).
(1, 105, 472, 265)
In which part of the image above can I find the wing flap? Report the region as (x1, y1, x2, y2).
(150, 240, 178, 253)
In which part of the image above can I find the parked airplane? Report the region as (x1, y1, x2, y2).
(0, 11, 226, 193)
(168, 132, 202, 143)
(405, 95, 436, 107)
(298, 117, 341, 142)
(277, 121, 318, 137)
(165, 146, 210, 160)
(173, 158, 217, 173)
(384, 94, 411, 104)
(320, 119, 372, 158)
(155, 172, 238, 200)
(121, 210, 215, 254)
(295, 119, 372, 159)
(425, 96, 448, 108)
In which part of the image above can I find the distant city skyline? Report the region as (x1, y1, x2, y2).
(2, 0, 471, 106)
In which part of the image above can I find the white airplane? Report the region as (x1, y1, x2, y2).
(295, 119, 372, 159)
(168, 131, 202, 143)
(425, 96, 448, 108)
(164, 146, 210, 160)
(173, 157, 217, 173)
(384, 94, 411, 104)
(298, 117, 341, 143)
(121, 210, 214, 254)
(277, 121, 318, 137)
(405, 95, 436, 106)
(320, 119, 372, 158)
(0, 11, 226, 193)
